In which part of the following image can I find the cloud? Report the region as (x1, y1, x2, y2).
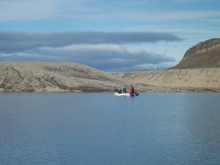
(0, 44, 175, 71)
(0, 31, 183, 53)
(0, 31, 179, 71)
(36, 44, 175, 71)
(0, 0, 60, 21)
(204, 19, 220, 22)
(125, 24, 220, 36)
(119, 10, 220, 22)
(0, 0, 219, 22)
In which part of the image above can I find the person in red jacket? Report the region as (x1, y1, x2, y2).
(128, 85, 134, 93)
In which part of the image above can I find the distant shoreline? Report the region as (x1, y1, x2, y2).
(0, 61, 220, 93)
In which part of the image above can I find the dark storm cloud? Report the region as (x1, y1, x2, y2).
(0, 31, 183, 53)
(0, 44, 175, 71)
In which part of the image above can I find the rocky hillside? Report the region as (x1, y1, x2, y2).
(0, 61, 162, 93)
(111, 68, 220, 92)
(171, 38, 220, 69)
(1, 61, 220, 93)
(0, 62, 121, 92)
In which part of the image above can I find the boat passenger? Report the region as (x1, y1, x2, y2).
(117, 88, 122, 93)
(115, 88, 122, 93)
(128, 85, 134, 93)
(121, 85, 126, 93)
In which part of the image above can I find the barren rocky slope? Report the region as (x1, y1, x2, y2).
(1, 61, 220, 93)
(0, 61, 123, 92)
(0, 61, 170, 93)
(111, 68, 220, 92)
(171, 38, 220, 69)
(110, 38, 220, 93)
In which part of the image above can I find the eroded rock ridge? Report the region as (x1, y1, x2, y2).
(172, 38, 220, 69)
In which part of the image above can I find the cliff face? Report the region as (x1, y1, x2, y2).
(171, 38, 220, 69)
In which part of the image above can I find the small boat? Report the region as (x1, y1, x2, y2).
(114, 92, 139, 96)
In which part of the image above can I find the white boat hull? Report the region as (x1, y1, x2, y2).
(114, 92, 139, 96)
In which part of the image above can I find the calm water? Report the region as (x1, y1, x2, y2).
(0, 93, 220, 165)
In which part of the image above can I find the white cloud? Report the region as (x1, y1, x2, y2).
(54, 44, 148, 56)
(204, 19, 220, 22)
(109, 58, 134, 63)
(0, 0, 61, 21)
(125, 24, 220, 36)
(123, 10, 220, 21)
(0, 0, 219, 22)
(55, 44, 127, 53)
(62, 10, 220, 22)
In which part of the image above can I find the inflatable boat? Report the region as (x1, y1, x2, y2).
(114, 92, 139, 96)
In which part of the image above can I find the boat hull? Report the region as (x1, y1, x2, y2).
(114, 92, 139, 96)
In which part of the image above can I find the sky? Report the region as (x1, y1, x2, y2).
(0, 0, 220, 72)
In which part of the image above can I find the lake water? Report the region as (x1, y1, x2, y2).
(0, 93, 220, 165)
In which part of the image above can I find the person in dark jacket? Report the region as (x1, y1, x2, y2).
(115, 88, 122, 93)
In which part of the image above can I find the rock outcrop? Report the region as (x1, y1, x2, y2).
(171, 38, 220, 69)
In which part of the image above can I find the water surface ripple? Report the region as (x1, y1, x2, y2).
(0, 93, 220, 165)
